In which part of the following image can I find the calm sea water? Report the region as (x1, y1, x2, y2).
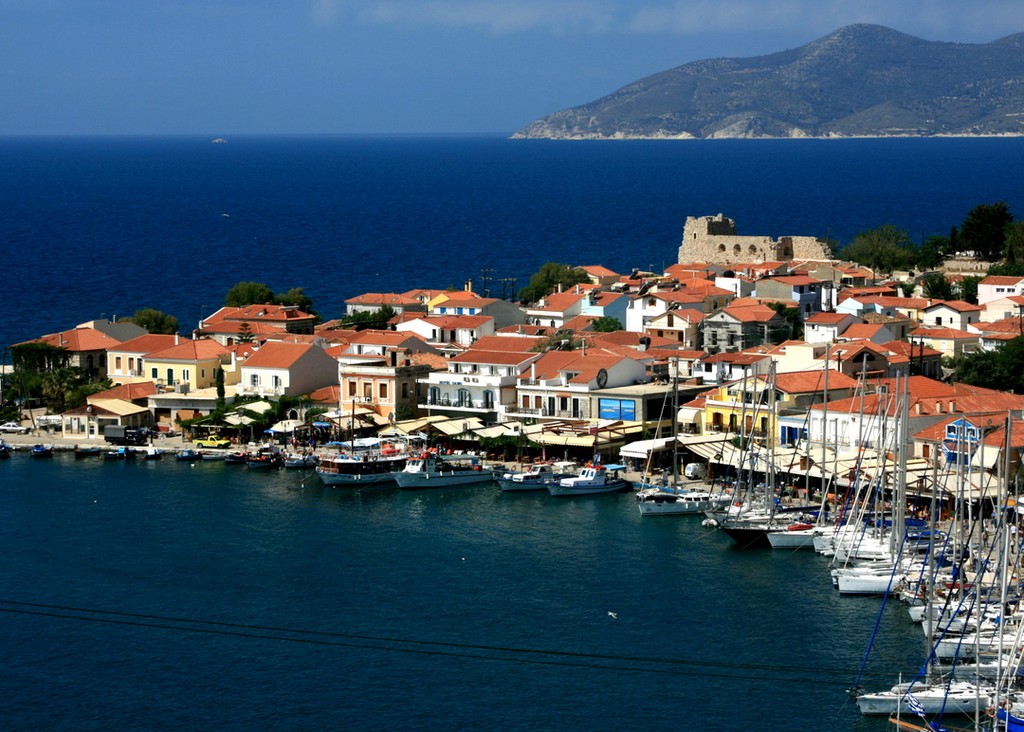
(1, 455, 920, 731)
(1, 135, 1023, 350)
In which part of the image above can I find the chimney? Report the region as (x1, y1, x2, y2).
(175, 334, 180, 345)
(935, 401, 942, 414)
(949, 400, 955, 413)
(914, 402, 922, 416)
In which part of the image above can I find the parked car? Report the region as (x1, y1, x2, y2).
(194, 436, 231, 449)
(0, 421, 29, 434)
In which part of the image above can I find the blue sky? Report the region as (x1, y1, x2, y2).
(2, 0, 1022, 135)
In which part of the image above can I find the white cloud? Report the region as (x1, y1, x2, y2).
(357, 0, 616, 34)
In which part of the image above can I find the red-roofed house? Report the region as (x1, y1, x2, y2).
(144, 337, 236, 392)
(804, 312, 859, 343)
(106, 333, 182, 384)
(507, 350, 648, 423)
(981, 294, 1024, 323)
(836, 322, 896, 345)
(199, 304, 317, 345)
(394, 314, 495, 347)
(700, 304, 788, 354)
(419, 345, 543, 423)
(908, 326, 982, 360)
(977, 275, 1024, 306)
(753, 275, 824, 316)
(17, 320, 147, 379)
(921, 300, 982, 330)
(238, 342, 339, 398)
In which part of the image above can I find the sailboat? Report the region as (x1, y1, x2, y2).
(636, 356, 732, 516)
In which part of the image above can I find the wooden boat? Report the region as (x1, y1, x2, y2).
(547, 464, 630, 496)
(74, 445, 102, 458)
(176, 449, 203, 462)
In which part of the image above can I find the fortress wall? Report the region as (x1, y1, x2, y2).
(678, 214, 830, 264)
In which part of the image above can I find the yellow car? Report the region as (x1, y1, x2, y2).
(194, 436, 231, 449)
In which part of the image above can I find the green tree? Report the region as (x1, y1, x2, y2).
(590, 316, 623, 333)
(517, 263, 589, 304)
(840, 225, 915, 273)
(959, 201, 1013, 261)
(225, 281, 275, 307)
(10, 342, 69, 373)
(920, 273, 955, 300)
(958, 275, 982, 305)
(1004, 221, 1024, 266)
(953, 337, 1024, 392)
(341, 305, 396, 330)
(126, 307, 179, 334)
(273, 287, 315, 313)
(236, 322, 255, 343)
(915, 235, 949, 270)
(40, 367, 81, 413)
(767, 303, 803, 340)
(215, 368, 226, 410)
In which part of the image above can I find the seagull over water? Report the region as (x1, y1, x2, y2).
(607, 611, 618, 620)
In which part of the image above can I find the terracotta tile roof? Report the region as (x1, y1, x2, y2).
(110, 334, 181, 354)
(980, 275, 1024, 285)
(530, 291, 588, 312)
(926, 299, 982, 312)
(26, 327, 123, 352)
(470, 335, 544, 352)
(839, 324, 886, 340)
(772, 369, 859, 393)
(344, 292, 421, 307)
(410, 315, 493, 329)
(451, 350, 538, 366)
(975, 318, 1024, 334)
(909, 326, 980, 340)
(205, 304, 315, 323)
(580, 265, 619, 277)
(92, 381, 159, 401)
(721, 304, 782, 323)
(806, 312, 852, 324)
(146, 338, 229, 361)
(243, 342, 318, 369)
(764, 275, 822, 286)
(410, 352, 450, 370)
(526, 350, 635, 384)
(346, 330, 427, 346)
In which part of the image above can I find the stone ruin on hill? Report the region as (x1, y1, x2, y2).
(678, 213, 831, 265)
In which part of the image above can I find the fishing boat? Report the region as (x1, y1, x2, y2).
(176, 448, 203, 462)
(223, 451, 249, 464)
(394, 453, 495, 489)
(103, 446, 136, 461)
(547, 464, 630, 497)
(496, 462, 575, 492)
(139, 446, 162, 460)
(73, 445, 102, 458)
(246, 449, 284, 470)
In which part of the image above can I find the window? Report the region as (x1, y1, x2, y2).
(251, 374, 261, 387)
(152, 367, 158, 379)
(272, 375, 282, 388)
(115, 356, 122, 370)
(348, 380, 357, 397)
(483, 390, 494, 409)
(598, 398, 636, 420)
(379, 382, 388, 400)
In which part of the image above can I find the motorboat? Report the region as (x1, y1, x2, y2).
(284, 453, 317, 469)
(547, 464, 630, 497)
(496, 462, 575, 492)
(30, 444, 53, 458)
(394, 453, 495, 489)
(855, 680, 993, 716)
(636, 486, 733, 516)
(176, 449, 203, 462)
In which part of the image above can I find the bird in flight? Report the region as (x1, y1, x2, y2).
(607, 611, 618, 620)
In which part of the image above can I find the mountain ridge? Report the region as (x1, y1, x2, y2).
(512, 24, 1024, 139)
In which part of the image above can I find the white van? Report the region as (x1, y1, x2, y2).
(684, 462, 707, 480)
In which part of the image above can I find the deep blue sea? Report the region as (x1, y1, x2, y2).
(2, 456, 920, 731)
(1, 136, 1020, 729)
(2, 135, 1024, 350)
